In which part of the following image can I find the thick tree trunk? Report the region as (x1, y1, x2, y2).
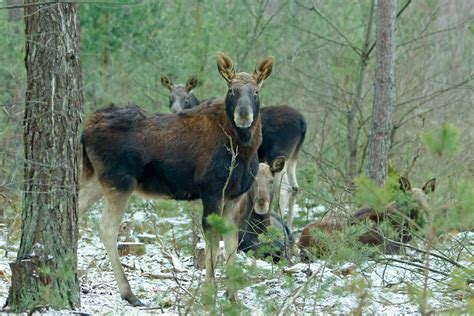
(366, 0, 397, 185)
(7, 1, 82, 312)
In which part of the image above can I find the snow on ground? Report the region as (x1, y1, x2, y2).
(0, 203, 472, 315)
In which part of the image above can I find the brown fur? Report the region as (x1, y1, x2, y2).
(298, 177, 436, 260)
(79, 53, 273, 305)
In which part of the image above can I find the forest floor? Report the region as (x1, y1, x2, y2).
(0, 199, 472, 315)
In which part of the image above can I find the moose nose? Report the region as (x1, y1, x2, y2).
(234, 104, 254, 128)
(256, 199, 269, 215)
(238, 107, 252, 122)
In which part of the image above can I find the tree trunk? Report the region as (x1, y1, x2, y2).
(366, 0, 397, 185)
(7, 1, 83, 312)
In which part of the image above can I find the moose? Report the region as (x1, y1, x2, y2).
(298, 177, 436, 261)
(161, 76, 306, 231)
(236, 159, 292, 262)
(160, 75, 200, 113)
(79, 52, 273, 305)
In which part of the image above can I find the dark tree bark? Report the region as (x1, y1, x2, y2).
(366, 0, 397, 185)
(7, 1, 83, 312)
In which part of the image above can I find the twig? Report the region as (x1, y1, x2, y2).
(220, 125, 239, 213)
(377, 257, 450, 278)
(144, 272, 176, 280)
(381, 237, 469, 271)
(366, 0, 413, 58)
(278, 268, 321, 316)
(298, 0, 362, 56)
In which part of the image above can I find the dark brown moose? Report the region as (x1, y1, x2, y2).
(79, 52, 273, 305)
(161, 76, 306, 231)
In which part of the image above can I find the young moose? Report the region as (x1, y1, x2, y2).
(299, 177, 436, 260)
(237, 159, 292, 262)
(161, 77, 306, 231)
(79, 53, 273, 305)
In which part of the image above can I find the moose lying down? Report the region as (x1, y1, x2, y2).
(236, 159, 292, 263)
(79, 53, 273, 305)
(298, 177, 436, 261)
(161, 75, 306, 231)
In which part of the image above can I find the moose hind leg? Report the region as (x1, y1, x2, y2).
(287, 157, 299, 190)
(100, 189, 143, 306)
(78, 176, 103, 217)
(286, 158, 300, 232)
(275, 169, 292, 227)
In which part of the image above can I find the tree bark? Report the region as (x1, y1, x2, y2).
(7, 1, 82, 312)
(366, 0, 397, 185)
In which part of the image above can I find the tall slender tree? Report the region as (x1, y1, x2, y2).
(366, 0, 397, 185)
(7, 1, 82, 311)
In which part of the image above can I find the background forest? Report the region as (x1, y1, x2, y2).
(2, 0, 473, 205)
(0, 0, 473, 314)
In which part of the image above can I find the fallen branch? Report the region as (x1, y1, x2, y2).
(377, 257, 450, 278)
(143, 272, 176, 280)
(381, 237, 470, 271)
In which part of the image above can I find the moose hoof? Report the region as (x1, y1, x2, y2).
(124, 294, 145, 307)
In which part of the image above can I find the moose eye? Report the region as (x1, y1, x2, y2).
(228, 88, 234, 95)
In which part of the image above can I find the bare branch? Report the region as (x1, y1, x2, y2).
(296, 0, 362, 56)
(366, 0, 413, 58)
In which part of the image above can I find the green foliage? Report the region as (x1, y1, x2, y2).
(407, 283, 431, 314)
(451, 181, 474, 231)
(206, 213, 234, 235)
(423, 123, 460, 156)
(1, 1, 472, 313)
(354, 173, 399, 211)
(468, 296, 474, 314)
(304, 221, 374, 263)
(255, 225, 284, 261)
(225, 264, 248, 297)
(200, 280, 218, 312)
(449, 267, 474, 292)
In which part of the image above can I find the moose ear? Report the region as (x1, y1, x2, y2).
(161, 75, 173, 91)
(422, 178, 436, 194)
(270, 156, 285, 174)
(217, 52, 235, 83)
(399, 177, 411, 192)
(253, 56, 274, 84)
(185, 75, 198, 92)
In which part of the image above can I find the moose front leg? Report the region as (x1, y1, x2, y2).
(201, 195, 222, 286)
(222, 200, 239, 302)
